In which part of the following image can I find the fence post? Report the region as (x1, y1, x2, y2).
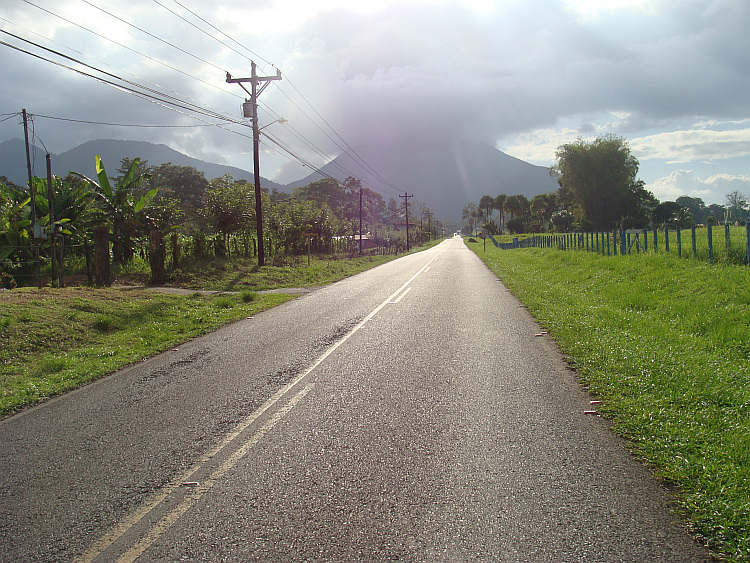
(665, 227, 670, 253)
(606, 231, 611, 256)
(708, 224, 714, 264)
(620, 230, 626, 255)
(643, 229, 648, 252)
(692, 227, 697, 258)
(677, 228, 682, 258)
(726, 224, 731, 260)
(653, 228, 658, 252)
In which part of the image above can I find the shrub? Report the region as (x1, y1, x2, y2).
(1, 272, 16, 290)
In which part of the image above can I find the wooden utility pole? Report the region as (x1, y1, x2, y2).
(226, 63, 282, 267)
(46, 153, 56, 285)
(400, 192, 414, 251)
(359, 187, 363, 254)
(22, 109, 41, 287)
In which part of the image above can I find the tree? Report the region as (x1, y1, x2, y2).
(653, 201, 683, 225)
(143, 198, 184, 284)
(552, 135, 643, 230)
(707, 204, 724, 225)
(462, 202, 479, 234)
(494, 194, 507, 232)
(505, 194, 529, 221)
(200, 175, 255, 256)
(530, 194, 549, 222)
(148, 163, 209, 229)
(676, 196, 708, 225)
(0, 179, 31, 264)
(293, 178, 348, 220)
(72, 155, 157, 263)
(479, 195, 495, 222)
(725, 190, 748, 223)
(551, 209, 574, 232)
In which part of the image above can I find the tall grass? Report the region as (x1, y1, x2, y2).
(471, 244, 750, 562)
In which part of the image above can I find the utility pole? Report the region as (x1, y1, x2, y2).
(22, 109, 41, 288)
(226, 63, 282, 267)
(400, 192, 413, 251)
(359, 186, 363, 254)
(46, 153, 56, 285)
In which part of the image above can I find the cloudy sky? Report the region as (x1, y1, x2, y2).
(1, 0, 748, 206)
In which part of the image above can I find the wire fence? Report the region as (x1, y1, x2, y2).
(489, 224, 750, 266)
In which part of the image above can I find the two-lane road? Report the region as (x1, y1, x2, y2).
(0, 238, 714, 561)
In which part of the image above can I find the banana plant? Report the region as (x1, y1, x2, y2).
(73, 155, 157, 262)
(0, 180, 31, 263)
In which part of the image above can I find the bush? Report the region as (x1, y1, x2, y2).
(1, 272, 16, 290)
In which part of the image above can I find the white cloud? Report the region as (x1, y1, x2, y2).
(632, 127, 750, 163)
(649, 170, 750, 203)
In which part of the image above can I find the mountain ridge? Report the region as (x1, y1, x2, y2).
(0, 138, 285, 194)
(0, 137, 558, 221)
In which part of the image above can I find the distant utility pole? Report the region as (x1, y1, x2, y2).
(400, 192, 414, 251)
(359, 187, 363, 255)
(226, 62, 282, 267)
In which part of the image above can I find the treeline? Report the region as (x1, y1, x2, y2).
(1, 153, 437, 287)
(463, 135, 749, 235)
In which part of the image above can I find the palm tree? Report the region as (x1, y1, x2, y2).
(494, 194, 507, 233)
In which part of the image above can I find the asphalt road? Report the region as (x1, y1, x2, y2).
(0, 237, 715, 562)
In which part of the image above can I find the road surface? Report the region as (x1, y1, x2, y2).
(0, 237, 715, 561)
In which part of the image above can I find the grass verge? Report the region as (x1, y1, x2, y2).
(0, 288, 294, 417)
(468, 241, 750, 562)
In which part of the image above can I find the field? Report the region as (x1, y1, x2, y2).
(468, 240, 750, 562)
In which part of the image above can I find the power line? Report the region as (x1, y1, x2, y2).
(7, 3, 407, 204)
(32, 114, 224, 128)
(18, 2, 240, 100)
(150, 0, 270, 68)
(77, 0, 224, 73)
(0, 14, 242, 118)
(0, 30, 239, 125)
(141, 0, 404, 197)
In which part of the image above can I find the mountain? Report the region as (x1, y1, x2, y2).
(1, 137, 558, 222)
(288, 136, 558, 221)
(0, 138, 285, 193)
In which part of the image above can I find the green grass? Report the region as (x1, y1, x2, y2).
(170, 253, 407, 291)
(0, 287, 294, 416)
(469, 243, 750, 562)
